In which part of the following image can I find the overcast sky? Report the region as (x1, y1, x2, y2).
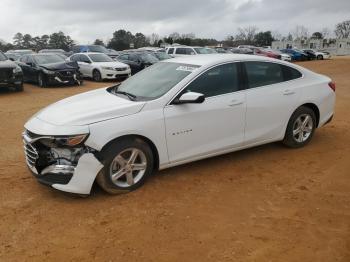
(1, 0, 349, 43)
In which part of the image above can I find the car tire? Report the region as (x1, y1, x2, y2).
(317, 55, 323, 60)
(38, 73, 47, 88)
(96, 137, 154, 194)
(14, 83, 23, 92)
(283, 106, 316, 148)
(92, 70, 102, 82)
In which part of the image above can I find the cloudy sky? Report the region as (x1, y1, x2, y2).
(1, 0, 349, 43)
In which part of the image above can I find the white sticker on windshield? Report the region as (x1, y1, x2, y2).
(176, 66, 197, 72)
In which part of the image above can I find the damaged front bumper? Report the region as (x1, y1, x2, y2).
(22, 131, 103, 195)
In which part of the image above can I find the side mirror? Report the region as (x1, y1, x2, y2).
(9, 58, 14, 61)
(26, 62, 34, 67)
(173, 92, 205, 105)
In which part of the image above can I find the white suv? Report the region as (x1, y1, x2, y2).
(166, 46, 214, 57)
(69, 52, 131, 81)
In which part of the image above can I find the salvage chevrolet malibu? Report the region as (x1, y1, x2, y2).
(23, 54, 335, 195)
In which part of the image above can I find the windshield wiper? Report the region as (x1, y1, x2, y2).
(114, 90, 137, 101)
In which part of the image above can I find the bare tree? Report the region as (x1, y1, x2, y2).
(272, 31, 282, 41)
(335, 20, 350, 39)
(235, 26, 258, 44)
(169, 32, 181, 41)
(181, 33, 195, 39)
(321, 27, 331, 39)
(292, 25, 309, 40)
(149, 33, 159, 45)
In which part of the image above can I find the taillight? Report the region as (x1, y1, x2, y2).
(328, 81, 336, 92)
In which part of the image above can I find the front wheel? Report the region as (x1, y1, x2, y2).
(317, 55, 323, 60)
(92, 70, 102, 82)
(38, 73, 47, 88)
(283, 106, 316, 148)
(96, 138, 154, 194)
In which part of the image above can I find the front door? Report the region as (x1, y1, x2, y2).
(164, 62, 246, 163)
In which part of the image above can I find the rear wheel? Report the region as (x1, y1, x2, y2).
(96, 138, 154, 194)
(92, 70, 102, 82)
(283, 106, 316, 148)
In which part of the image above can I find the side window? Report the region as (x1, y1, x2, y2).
(281, 65, 302, 81)
(185, 63, 240, 97)
(118, 54, 129, 60)
(186, 48, 195, 55)
(20, 55, 28, 63)
(176, 48, 186, 55)
(168, 48, 174, 54)
(129, 54, 139, 62)
(80, 55, 90, 63)
(244, 62, 283, 88)
(70, 54, 79, 62)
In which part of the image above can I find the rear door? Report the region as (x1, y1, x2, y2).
(243, 61, 302, 144)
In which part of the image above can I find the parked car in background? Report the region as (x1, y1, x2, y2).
(214, 47, 231, 53)
(18, 53, 82, 87)
(0, 51, 23, 91)
(266, 49, 291, 61)
(22, 54, 335, 195)
(72, 45, 119, 59)
(107, 49, 121, 58)
(69, 52, 131, 81)
(116, 51, 159, 74)
(253, 48, 282, 60)
(231, 47, 254, 54)
(303, 49, 331, 60)
(4, 52, 21, 61)
(5, 49, 34, 60)
(39, 49, 71, 57)
(280, 49, 308, 61)
(166, 46, 216, 57)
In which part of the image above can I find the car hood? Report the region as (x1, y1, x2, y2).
(39, 61, 79, 71)
(0, 60, 17, 69)
(94, 61, 128, 68)
(34, 87, 146, 126)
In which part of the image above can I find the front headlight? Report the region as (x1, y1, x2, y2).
(42, 68, 55, 75)
(13, 66, 22, 74)
(40, 134, 88, 148)
(101, 66, 115, 71)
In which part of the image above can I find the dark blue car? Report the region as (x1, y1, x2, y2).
(280, 49, 308, 61)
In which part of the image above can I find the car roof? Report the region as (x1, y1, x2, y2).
(74, 52, 107, 55)
(162, 54, 278, 66)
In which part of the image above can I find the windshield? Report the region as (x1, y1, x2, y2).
(88, 53, 114, 62)
(33, 54, 65, 64)
(153, 52, 172, 60)
(139, 53, 159, 63)
(194, 47, 213, 54)
(0, 52, 7, 61)
(88, 45, 109, 53)
(116, 62, 199, 100)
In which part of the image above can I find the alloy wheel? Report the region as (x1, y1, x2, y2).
(292, 114, 313, 143)
(109, 148, 147, 188)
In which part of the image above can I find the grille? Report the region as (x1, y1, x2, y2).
(0, 69, 12, 81)
(58, 70, 75, 77)
(116, 67, 127, 71)
(23, 141, 39, 168)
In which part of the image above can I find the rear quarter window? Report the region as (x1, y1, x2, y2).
(281, 65, 302, 81)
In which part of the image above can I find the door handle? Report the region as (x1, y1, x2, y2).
(228, 100, 244, 107)
(283, 90, 296, 95)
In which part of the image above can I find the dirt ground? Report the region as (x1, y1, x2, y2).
(0, 57, 349, 262)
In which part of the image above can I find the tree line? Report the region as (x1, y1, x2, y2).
(1, 19, 349, 52)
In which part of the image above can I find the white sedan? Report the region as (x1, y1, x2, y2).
(23, 54, 335, 195)
(69, 52, 131, 81)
